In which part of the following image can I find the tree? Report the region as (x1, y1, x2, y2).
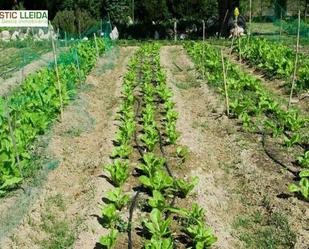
(103, 0, 131, 24)
(135, 0, 170, 23)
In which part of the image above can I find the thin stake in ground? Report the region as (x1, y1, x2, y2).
(220, 50, 230, 116)
(94, 33, 99, 58)
(49, 22, 64, 120)
(202, 19, 205, 80)
(288, 10, 301, 109)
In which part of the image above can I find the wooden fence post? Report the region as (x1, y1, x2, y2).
(94, 33, 99, 58)
(174, 21, 177, 42)
(49, 22, 64, 120)
(221, 50, 230, 116)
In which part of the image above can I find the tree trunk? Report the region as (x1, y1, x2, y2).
(218, 0, 240, 36)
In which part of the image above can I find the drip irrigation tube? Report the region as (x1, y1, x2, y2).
(127, 52, 178, 248)
(262, 130, 299, 176)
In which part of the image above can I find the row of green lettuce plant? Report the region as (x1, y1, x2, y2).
(184, 41, 309, 201)
(99, 48, 140, 248)
(0, 38, 107, 195)
(233, 37, 309, 92)
(100, 43, 217, 248)
(137, 43, 216, 248)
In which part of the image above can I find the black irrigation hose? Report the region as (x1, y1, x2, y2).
(128, 60, 144, 249)
(261, 130, 299, 176)
(127, 190, 141, 249)
(0, 67, 18, 77)
(156, 126, 177, 217)
(156, 126, 173, 178)
(128, 52, 178, 247)
(283, 131, 308, 150)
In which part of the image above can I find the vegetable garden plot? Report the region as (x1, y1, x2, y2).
(233, 37, 309, 93)
(0, 38, 107, 194)
(184, 42, 309, 200)
(99, 43, 217, 249)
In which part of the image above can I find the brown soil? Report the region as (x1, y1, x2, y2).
(160, 45, 309, 249)
(0, 46, 137, 249)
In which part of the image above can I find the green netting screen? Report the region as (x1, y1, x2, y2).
(240, 0, 309, 46)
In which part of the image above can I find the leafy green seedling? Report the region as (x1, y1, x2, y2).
(142, 208, 172, 239)
(139, 170, 173, 191)
(137, 153, 165, 177)
(105, 159, 129, 187)
(111, 144, 133, 158)
(185, 221, 218, 248)
(101, 204, 118, 227)
(144, 237, 174, 249)
(99, 229, 118, 249)
(297, 151, 309, 168)
(173, 177, 199, 198)
(288, 170, 309, 199)
(148, 190, 166, 210)
(176, 146, 189, 161)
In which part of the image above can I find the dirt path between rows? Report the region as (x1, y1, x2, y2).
(1, 46, 136, 249)
(160, 45, 309, 249)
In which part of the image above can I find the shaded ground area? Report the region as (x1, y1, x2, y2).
(0, 46, 136, 249)
(160, 45, 309, 249)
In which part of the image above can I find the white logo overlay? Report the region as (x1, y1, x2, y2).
(0, 10, 48, 27)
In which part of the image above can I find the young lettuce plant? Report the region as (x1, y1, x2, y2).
(185, 221, 217, 248)
(176, 146, 189, 162)
(148, 190, 166, 210)
(297, 151, 309, 168)
(176, 203, 206, 226)
(173, 177, 199, 198)
(99, 229, 118, 249)
(105, 187, 130, 210)
(166, 122, 179, 145)
(142, 208, 172, 239)
(101, 203, 119, 227)
(140, 126, 159, 152)
(284, 134, 301, 148)
(137, 153, 165, 177)
(116, 119, 135, 144)
(111, 144, 133, 158)
(144, 237, 174, 249)
(165, 110, 178, 123)
(164, 100, 175, 112)
(139, 170, 173, 191)
(105, 159, 129, 187)
(288, 170, 309, 200)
